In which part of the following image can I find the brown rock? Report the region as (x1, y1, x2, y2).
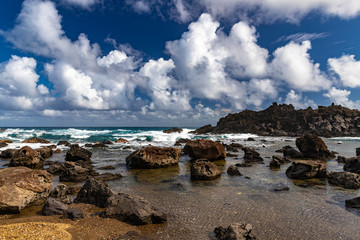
(286, 160, 328, 179)
(190, 159, 221, 180)
(184, 139, 226, 161)
(227, 165, 242, 176)
(295, 134, 335, 160)
(126, 146, 180, 169)
(214, 222, 256, 240)
(22, 137, 50, 144)
(0, 167, 53, 214)
(163, 127, 183, 134)
(115, 138, 129, 143)
(0, 149, 18, 159)
(270, 155, 290, 168)
(243, 147, 263, 164)
(191, 124, 214, 134)
(0, 140, 13, 143)
(328, 171, 360, 189)
(36, 146, 53, 159)
(65, 144, 92, 162)
(9, 146, 44, 169)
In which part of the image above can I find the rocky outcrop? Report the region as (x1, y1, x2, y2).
(286, 160, 328, 179)
(126, 146, 181, 169)
(194, 103, 360, 137)
(163, 127, 183, 134)
(22, 137, 50, 144)
(328, 171, 360, 189)
(214, 222, 256, 240)
(191, 124, 214, 134)
(0, 167, 52, 214)
(184, 139, 226, 161)
(243, 147, 263, 164)
(65, 144, 92, 162)
(100, 193, 167, 225)
(190, 159, 221, 180)
(344, 158, 360, 174)
(9, 146, 44, 169)
(295, 134, 335, 160)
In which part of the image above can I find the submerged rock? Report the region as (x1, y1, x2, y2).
(295, 134, 335, 160)
(0, 167, 52, 214)
(163, 127, 183, 134)
(243, 147, 263, 164)
(9, 146, 44, 169)
(282, 146, 304, 159)
(184, 139, 226, 161)
(227, 165, 242, 176)
(190, 159, 221, 180)
(270, 155, 290, 168)
(22, 137, 50, 144)
(286, 160, 328, 179)
(328, 171, 360, 189)
(214, 222, 256, 240)
(126, 146, 181, 169)
(65, 144, 92, 162)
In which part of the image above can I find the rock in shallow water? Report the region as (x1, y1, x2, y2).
(227, 165, 242, 176)
(295, 134, 335, 160)
(74, 178, 113, 208)
(126, 146, 180, 169)
(9, 146, 44, 169)
(22, 137, 50, 144)
(65, 144, 92, 162)
(191, 159, 221, 180)
(328, 171, 360, 189)
(344, 158, 360, 174)
(214, 222, 256, 240)
(243, 147, 263, 164)
(345, 197, 360, 208)
(0, 167, 52, 214)
(184, 139, 226, 161)
(286, 160, 328, 179)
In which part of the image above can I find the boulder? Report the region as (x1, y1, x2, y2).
(42, 198, 69, 216)
(22, 137, 50, 144)
(0, 167, 52, 214)
(270, 155, 290, 168)
(286, 160, 328, 179)
(345, 197, 360, 208)
(100, 193, 167, 225)
(115, 138, 129, 143)
(243, 147, 263, 164)
(214, 222, 256, 240)
(337, 155, 356, 164)
(57, 141, 71, 147)
(190, 159, 221, 180)
(163, 127, 183, 134)
(344, 158, 360, 174)
(184, 139, 226, 161)
(224, 143, 244, 152)
(9, 146, 44, 169)
(59, 161, 95, 182)
(282, 146, 304, 159)
(227, 165, 242, 176)
(295, 134, 335, 160)
(126, 146, 181, 169)
(65, 144, 92, 162)
(328, 171, 360, 189)
(36, 146, 53, 159)
(74, 178, 114, 208)
(0, 149, 18, 159)
(50, 184, 68, 198)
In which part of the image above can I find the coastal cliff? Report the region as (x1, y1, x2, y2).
(195, 103, 360, 137)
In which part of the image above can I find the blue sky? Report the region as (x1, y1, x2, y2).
(0, 0, 360, 127)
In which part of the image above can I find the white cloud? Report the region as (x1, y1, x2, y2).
(131, 1, 151, 13)
(285, 90, 317, 109)
(42, 109, 63, 117)
(278, 32, 329, 43)
(97, 50, 128, 67)
(271, 40, 331, 92)
(199, 0, 360, 23)
(62, 0, 100, 8)
(323, 87, 360, 109)
(328, 55, 360, 88)
(246, 79, 277, 107)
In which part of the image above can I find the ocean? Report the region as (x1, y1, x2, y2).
(1, 127, 360, 239)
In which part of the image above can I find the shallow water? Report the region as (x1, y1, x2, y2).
(1, 128, 360, 239)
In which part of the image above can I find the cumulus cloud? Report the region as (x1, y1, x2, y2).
(62, 0, 100, 9)
(271, 40, 331, 92)
(328, 55, 360, 88)
(323, 87, 360, 109)
(199, 0, 360, 23)
(285, 90, 317, 109)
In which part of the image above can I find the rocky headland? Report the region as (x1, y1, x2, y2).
(194, 103, 360, 137)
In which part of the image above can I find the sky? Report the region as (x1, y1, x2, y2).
(0, 0, 360, 127)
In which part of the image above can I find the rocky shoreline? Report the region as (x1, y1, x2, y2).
(1, 131, 360, 239)
(194, 103, 360, 137)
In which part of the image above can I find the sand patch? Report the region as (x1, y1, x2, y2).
(0, 222, 72, 240)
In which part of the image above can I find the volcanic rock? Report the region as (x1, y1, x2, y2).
(295, 134, 335, 160)
(286, 160, 328, 179)
(50, 184, 68, 198)
(163, 127, 183, 134)
(0, 149, 18, 159)
(345, 197, 360, 208)
(22, 137, 50, 144)
(57, 141, 71, 147)
(9, 146, 44, 169)
(282, 146, 304, 159)
(194, 103, 360, 137)
(59, 161, 96, 182)
(126, 146, 181, 169)
(344, 158, 360, 174)
(227, 165, 242, 176)
(270, 155, 290, 168)
(0, 167, 52, 214)
(214, 222, 256, 240)
(190, 159, 221, 180)
(115, 138, 129, 143)
(184, 139, 226, 161)
(36, 146, 53, 159)
(42, 198, 68, 216)
(243, 147, 263, 164)
(191, 124, 214, 134)
(328, 171, 360, 189)
(65, 144, 92, 162)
